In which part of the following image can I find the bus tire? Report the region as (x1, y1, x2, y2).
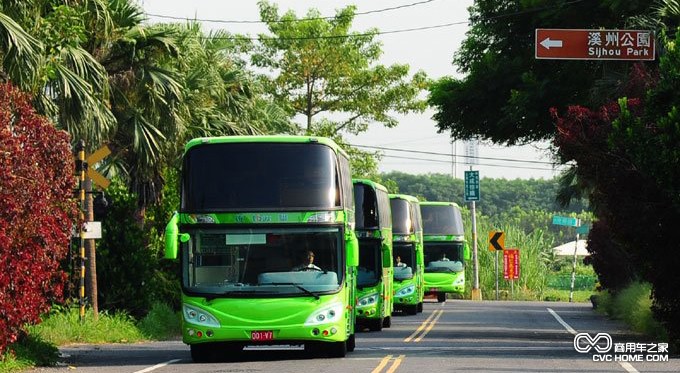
(382, 316, 391, 328)
(326, 340, 347, 358)
(417, 302, 423, 313)
(190, 344, 212, 363)
(407, 304, 418, 315)
(437, 293, 447, 303)
(368, 318, 383, 332)
(347, 333, 356, 352)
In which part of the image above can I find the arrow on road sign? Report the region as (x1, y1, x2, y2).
(86, 146, 111, 189)
(489, 231, 505, 251)
(540, 38, 563, 49)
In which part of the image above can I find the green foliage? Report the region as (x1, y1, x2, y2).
(0, 334, 59, 372)
(96, 181, 158, 316)
(595, 283, 668, 341)
(137, 303, 181, 340)
(251, 0, 428, 136)
(27, 307, 145, 345)
(428, 0, 653, 144)
(384, 171, 588, 216)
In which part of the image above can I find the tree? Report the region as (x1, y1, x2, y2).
(0, 82, 76, 354)
(428, 0, 654, 145)
(251, 1, 428, 137)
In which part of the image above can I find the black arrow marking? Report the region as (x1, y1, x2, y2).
(490, 232, 503, 251)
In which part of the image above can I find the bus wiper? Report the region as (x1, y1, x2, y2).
(267, 282, 320, 300)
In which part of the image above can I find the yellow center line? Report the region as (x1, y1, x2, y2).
(385, 354, 405, 373)
(403, 310, 439, 342)
(414, 309, 444, 342)
(371, 354, 393, 373)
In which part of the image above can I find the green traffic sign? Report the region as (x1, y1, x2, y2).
(464, 170, 480, 202)
(552, 215, 579, 227)
(576, 224, 590, 235)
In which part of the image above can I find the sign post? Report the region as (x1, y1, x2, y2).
(535, 29, 655, 60)
(552, 215, 584, 302)
(488, 231, 505, 300)
(465, 169, 481, 300)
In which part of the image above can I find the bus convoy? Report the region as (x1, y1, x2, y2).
(420, 202, 470, 302)
(165, 136, 468, 362)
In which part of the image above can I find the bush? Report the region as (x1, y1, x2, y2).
(0, 83, 76, 354)
(137, 303, 181, 340)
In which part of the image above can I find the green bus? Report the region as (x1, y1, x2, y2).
(353, 179, 393, 331)
(421, 202, 470, 302)
(164, 136, 359, 361)
(389, 194, 424, 315)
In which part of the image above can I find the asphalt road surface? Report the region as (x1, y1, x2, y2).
(31, 300, 679, 373)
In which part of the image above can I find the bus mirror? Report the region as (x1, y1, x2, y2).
(464, 243, 471, 261)
(165, 213, 179, 260)
(347, 232, 359, 267)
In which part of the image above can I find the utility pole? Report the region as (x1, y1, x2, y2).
(85, 179, 98, 319)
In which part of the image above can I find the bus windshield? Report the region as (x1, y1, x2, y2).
(421, 205, 464, 235)
(393, 242, 415, 280)
(424, 242, 465, 273)
(182, 142, 339, 211)
(354, 184, 378, 229)
(182, 227, 343, 297)
(357, 239, 381, 288)
(390, 199, 412, 234)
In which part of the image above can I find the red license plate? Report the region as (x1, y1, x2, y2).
(251, 330, 274, 341)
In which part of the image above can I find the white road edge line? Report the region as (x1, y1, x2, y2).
(546, 308, 640, 373)
(546, 307, 577, 335)
(133, 359, 182, 373)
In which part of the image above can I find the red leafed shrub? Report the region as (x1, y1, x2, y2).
(0, 82, 76, 354)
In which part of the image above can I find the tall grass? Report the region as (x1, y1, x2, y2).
(462, 212, 584, 300)
(596, 282, 667, 340)
(137, 303, 181, 340)
(27, 307, 146, 345)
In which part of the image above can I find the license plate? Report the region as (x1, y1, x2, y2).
(251, 330, 274, 341)
(429, 287, 439, 292)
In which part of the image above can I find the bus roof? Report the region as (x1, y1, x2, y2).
(184, 135, 349, 158)
(420, 201, 461, 208)
(388, 193, 419, 203)
(353, 179, 389, 193)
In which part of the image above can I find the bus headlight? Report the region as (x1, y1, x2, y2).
(183, 304, 220, 327)
(357, 293, 379, 308)
(453, 276, 465, 286)
(305, 302, 343, 326)
(396, 285, 415, 297)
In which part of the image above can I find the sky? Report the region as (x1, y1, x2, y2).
(140, 0, 563, 180)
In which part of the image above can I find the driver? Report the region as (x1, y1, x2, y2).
(293, 250, 321, 271)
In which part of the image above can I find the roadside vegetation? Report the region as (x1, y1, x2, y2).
(2, 0, 680, 370)
(0, 303, 180, 372)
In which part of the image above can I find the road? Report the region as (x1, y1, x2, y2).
(32, 300, 679, 373)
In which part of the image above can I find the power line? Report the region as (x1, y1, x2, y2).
(380, 154, 563, 172)
(146, 0, 437, 25)
(145, 0, 590, 41)
(350, 143, 556, 165)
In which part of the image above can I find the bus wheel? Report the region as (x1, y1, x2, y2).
(382, 316, 392, 328)
(417, 302, 423, 313)
(326, 340, 347, 358)
(368, 318, 383, 332)
(190, 344, 213, 363)
(437, 293, 447, 303)
(347, 334, 356, 352)
(407, 304, 418, 315)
